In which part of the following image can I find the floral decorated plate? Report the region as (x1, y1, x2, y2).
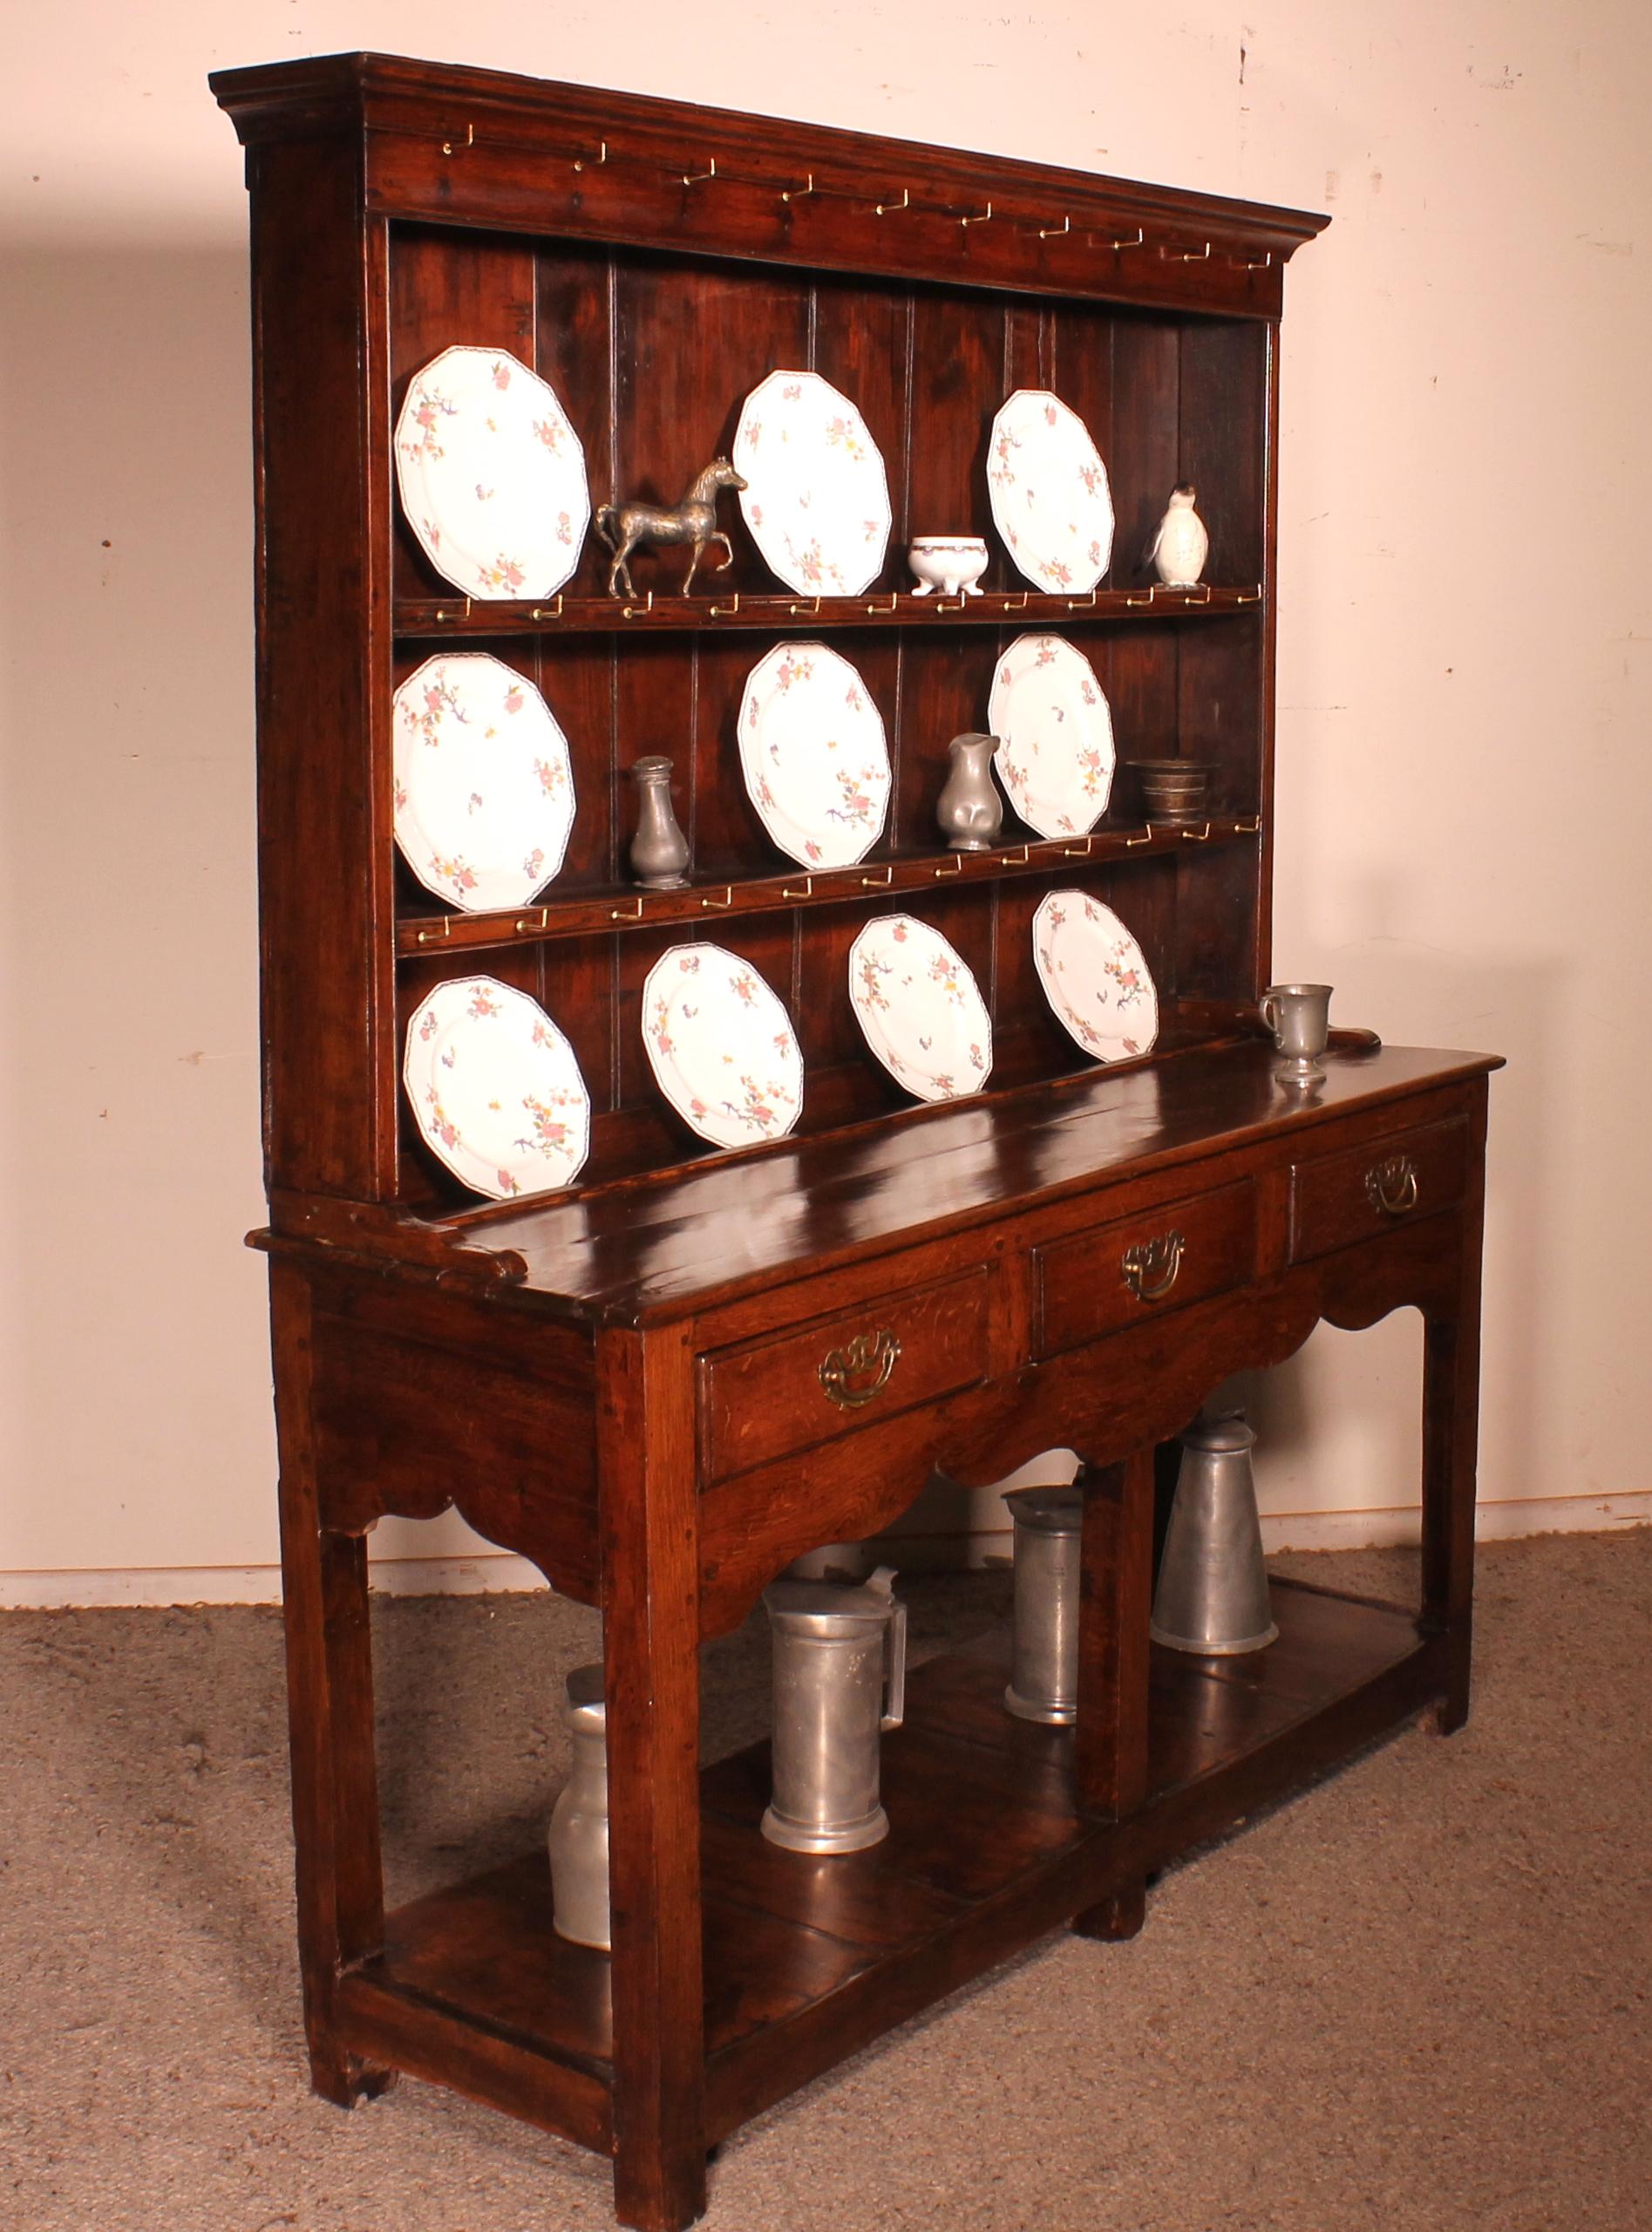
(393, 653, 575, 913)
(394, 345, 589, 601)
(642, 944, 805, 1150)
(847, 915, 993, 1103)
(1032, 891, 1159, 1062)
(733, 370, 893, 595)
(403, 975, 591, 1201)
(987, 632, 1116, 839)
(737, 642, 890, 868)
(987, 390, 1113, 593)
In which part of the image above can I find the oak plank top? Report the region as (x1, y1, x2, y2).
(455, 1041, 1499, 1327)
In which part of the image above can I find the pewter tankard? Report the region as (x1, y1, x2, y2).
(547, 1662, 611, 1949)
(761, 1568, 907, 1854)
(1259, 982, 1332, 1075)
(1151, 1417, 1278, 1655)
(1003, 1484, 1084, 1724)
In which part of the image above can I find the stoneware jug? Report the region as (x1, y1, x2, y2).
(547, 1662, 611, 1948)
(761, 1568, 907, 1853)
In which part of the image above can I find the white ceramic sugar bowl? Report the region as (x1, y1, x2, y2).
(908, 535, 989, 596)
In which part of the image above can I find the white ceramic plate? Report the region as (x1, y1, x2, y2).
(642, 944, 805, 1149)
(847, 915, 993, 1102)
(737, 642, 891, 868)
(393, 653, 575, 913)
(404, 975, 592, 1201)
(1032, 891, 1159, 1062)
(987, 390, 1114, 593)
(733, 371, 893, 595)
(987, 633, 1116, 840)
(395, 345, 590, 601)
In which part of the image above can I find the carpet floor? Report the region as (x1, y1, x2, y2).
(2, 1532, 1648, 2232)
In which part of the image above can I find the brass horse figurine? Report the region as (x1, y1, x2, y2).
(595, 458, 748, 597)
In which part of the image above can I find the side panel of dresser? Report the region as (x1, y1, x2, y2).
(267, 1258, 602, 2133)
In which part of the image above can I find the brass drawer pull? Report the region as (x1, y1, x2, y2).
(1121, 1228, 1185, 1303)
(819, 1329, 902, 1410)
(1365, 1155, 1419, 1217)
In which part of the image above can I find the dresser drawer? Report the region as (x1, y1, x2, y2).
(698, 1269, 992, 1483)
(1289, 1119, 1468, 1263)
(1035, 1182, 1257, 1358)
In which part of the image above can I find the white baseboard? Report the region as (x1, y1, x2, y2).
(1, 1492, 1645, 1609)
(1259, 1490, 1652, 1553)
(0, 1552, 550, 1610)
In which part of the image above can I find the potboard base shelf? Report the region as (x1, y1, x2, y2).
(337, 1580, 1438, 2161)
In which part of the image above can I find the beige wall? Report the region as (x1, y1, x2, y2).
(3, 1, 1648, 1603)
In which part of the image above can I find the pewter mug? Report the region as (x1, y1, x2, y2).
(1259, 981, 1332, 1072)
(761, 1567, 907, 1854)
(548, 1662, 611, 1949)
(1003, 1484, 1084, 1725)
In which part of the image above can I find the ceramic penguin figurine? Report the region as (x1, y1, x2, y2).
(1144, 483, 1209, 588)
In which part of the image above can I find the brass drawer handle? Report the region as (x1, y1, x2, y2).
(1121, 1228, 1185, 1303)
(819, 1329, 902, 1410)
(1365, 1155, 1419, 1217)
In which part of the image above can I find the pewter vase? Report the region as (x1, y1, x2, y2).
(1003, 1484, 1084, 1724)
(935, 732, 1004, 853)
(761, 1568, 907, 1854)
(547, 1663, 611, 1949)
(628, 754, 691, 888)
(1151, 1417, 1277, 1656)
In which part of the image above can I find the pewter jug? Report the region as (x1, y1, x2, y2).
(1003, 1484, 1084, 1724)
(547, 1662, 611, 1948)
(1151, 1417, 1277, 1655)
(935, 732, 1004, 852)
(627, 753, 691, 888)
(761, 1567, 907, 1854)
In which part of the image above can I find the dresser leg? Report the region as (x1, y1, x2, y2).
(1071, 1451, 1153, 1944)
(269, 1264, 391, 2106)
(1422, 1089, 1488, 1738)
(1423, 1310, 1476, 1734)
(1074, 1881, 1147, 1942)
(599, 1329, 709, 2232)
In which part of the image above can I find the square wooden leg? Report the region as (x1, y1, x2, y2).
(599, 1328, 709, 2232)
(269, 1263, 392, 2106)
(1071, 1450, 1154, 1939)
(1422, 1091, 1488, 1736)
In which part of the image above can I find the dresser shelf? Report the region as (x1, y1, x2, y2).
(393, 583, 1266, 639)
(337, 1581, 1438, 2152)
(396, 817, 1261, 954)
